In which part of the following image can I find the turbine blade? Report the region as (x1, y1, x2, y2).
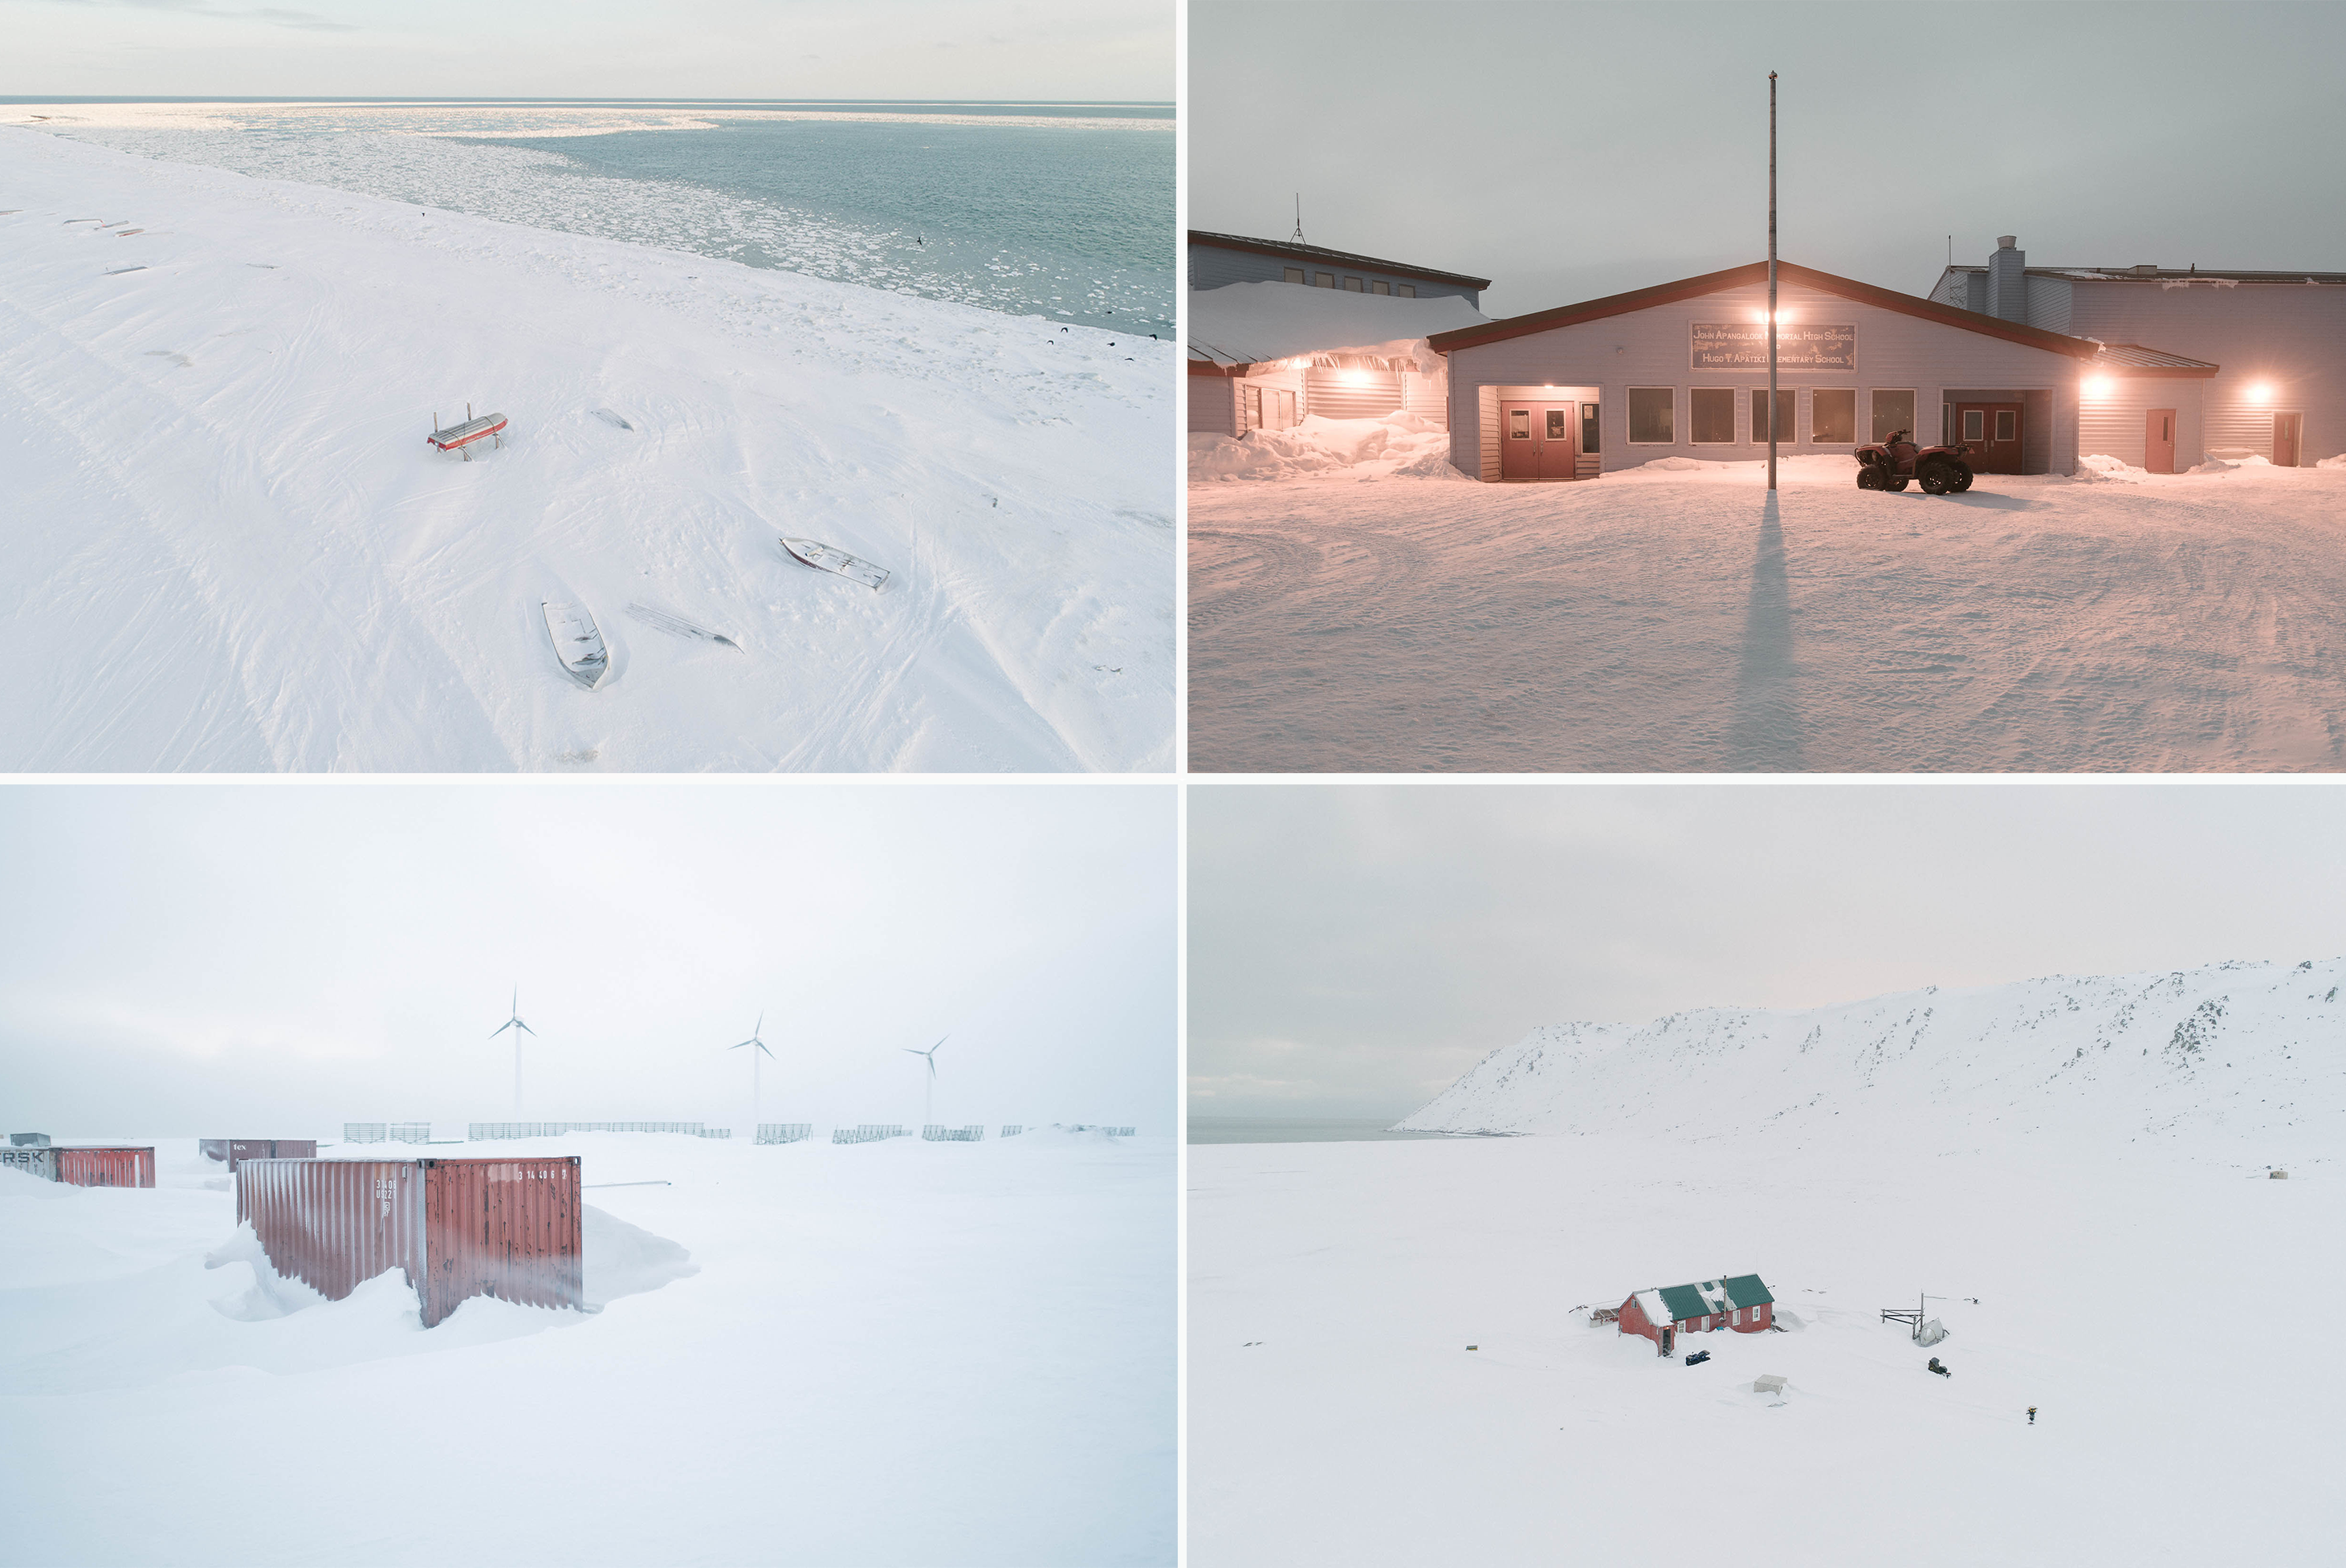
(490, 1020, 512, 1038)
(754, 1011, 764, 1036)
(757, 1041, 775, 1059)
(516, 1020, 536, 1036)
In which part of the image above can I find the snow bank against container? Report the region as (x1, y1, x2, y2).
(583, 1203, 699, 1308)
(1189, 413, 1464, 483)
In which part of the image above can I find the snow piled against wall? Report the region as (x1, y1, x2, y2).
(1398, 955, 2346, 1156)
(1187, 281, 1486, 365)
(1189, 413, 1467, 482)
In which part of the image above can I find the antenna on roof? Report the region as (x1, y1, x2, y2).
(1291, 193, 1304, 246)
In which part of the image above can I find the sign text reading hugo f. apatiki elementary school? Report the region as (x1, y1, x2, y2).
(1690, 322, 1856, 371)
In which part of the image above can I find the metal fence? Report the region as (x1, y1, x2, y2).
(468, 1122, 711, 1141)
(921, 1124, 986, 1142)
(344, 1123, 386, 1143)
(830, 1124, 910, 1145)
(1067, 1125, 1138, 1138)
(389, 1122, 431, 1143)
(756, 1123, 813, 1144)
(999, 1125, 1023, 1138)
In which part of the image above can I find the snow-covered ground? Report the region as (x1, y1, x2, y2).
(1188, 959, 2345, 1565)
(0, 128, 1173, 771)
(1188, 435, 2346, 772)
(2, 1130, 1173, 1566)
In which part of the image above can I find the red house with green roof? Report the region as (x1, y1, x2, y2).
(1616, 1274, 1775, 1356)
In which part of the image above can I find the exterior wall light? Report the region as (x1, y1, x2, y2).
(2246, 383, 2274, 404)
(2083, 376, 2115, 399)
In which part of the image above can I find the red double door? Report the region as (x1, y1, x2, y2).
(1953, 401, 2024, 473)
(1500, 401, 1586, 480)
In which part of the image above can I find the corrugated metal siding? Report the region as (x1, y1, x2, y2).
(1306, 369, 1403, 421)
(199, 1138, 230, 1163)
(1446, 279, 2084, 476)
(2065, 279, 2346, 461)
(1187, 374, 1237, 437)
(419, 1159, 582, 1327)
(239, 1159, 426, 1305)
(2, 1146, 57, 1181)
(1400, 367, 1448, 429)
(54, 1148, 155, 1187)
(2079, 381, 2203, 468)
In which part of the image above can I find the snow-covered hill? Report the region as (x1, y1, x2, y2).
(1399, 957, 2343, 1158)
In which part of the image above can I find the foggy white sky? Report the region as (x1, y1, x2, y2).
(1191, 1, 2346, 318)
(0, 0, 1171, 100)
(1190, 783, 2346, 1119)
(0, 783, 1173, 1138)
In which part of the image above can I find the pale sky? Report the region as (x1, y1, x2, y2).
(1190, 783, 2346, 1119)
(1191, 1, 2346, 318)
(0, 0, 1172, 100)
(0, 783, 1174, 1138)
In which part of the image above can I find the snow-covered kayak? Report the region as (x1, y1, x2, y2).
(780, 536, 890, 591)
(542, 601, 609, 688)
(625, 602, 739, 649)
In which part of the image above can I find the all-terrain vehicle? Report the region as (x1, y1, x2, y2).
(1855, 429, 1973, 495)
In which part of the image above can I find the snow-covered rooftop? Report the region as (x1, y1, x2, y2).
(1187, 281, 1487, 370)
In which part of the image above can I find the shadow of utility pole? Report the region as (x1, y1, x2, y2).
(1728, 493, 1802, 770)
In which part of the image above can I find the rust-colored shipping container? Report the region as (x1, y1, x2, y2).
(236, 1156, 583, 1327)
(53, 1147, 157, 1187)
(202, 1138, 318, 1171)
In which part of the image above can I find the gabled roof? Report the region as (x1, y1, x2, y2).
(1427, 260, 2104, 360)
(1646, 1274, 1773, 1323)
(1186, 281, 1486, 375)
(1189, 230, 1493, 291)
(2086, 342, 2220, 377)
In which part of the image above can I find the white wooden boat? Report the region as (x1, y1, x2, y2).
(780, 536, 890, 591)
(542, 601, 609, 688)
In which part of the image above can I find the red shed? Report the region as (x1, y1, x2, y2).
(53, 1146, 157, 1188)
(201, 1138, 318, 1171)
(1616, 1273, 1775, 1356)
(236, 1156, 582, 1327)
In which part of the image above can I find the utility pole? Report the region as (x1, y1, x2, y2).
(1768, 71, 1778, 493)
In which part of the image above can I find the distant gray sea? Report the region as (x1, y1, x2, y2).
(1187, 1117, 1502, 1145)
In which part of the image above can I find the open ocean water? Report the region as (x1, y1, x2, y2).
(4, 99, 1173, 334)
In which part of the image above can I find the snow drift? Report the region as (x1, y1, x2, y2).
(1399, 956, 2342, 1156)
(1189, 412, 1464, 483)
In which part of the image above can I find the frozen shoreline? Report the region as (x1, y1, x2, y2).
(0, 127, 1173, 771)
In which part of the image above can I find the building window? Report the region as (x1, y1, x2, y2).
(1872, 389, 1916, 442)
(1283, 267, 1306, 284)
(1749, 389, 1791, 443)
(1314, 271, 1335, 289)
(1343, 276, 1365, 291)
(1961, 409, 1985, 441)
(1995, 409, 2017, 442)
(1371, 279, 1391, 295)
(1581, 402, 1600, 454)
(1509, 409, 1531, 440)
(1812, 389, 1855, 443)
(1627, 388, 1674, 443)
(1398, 284, 1416, 298)
(1691, 387, 1736, 444)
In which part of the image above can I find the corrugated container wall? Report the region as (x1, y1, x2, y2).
(237, 1156, 582, 1327)
(2, 1146, 58, 1181)
(54, 1147, 157, 1187)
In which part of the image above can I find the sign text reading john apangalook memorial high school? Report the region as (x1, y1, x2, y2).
(1690, 322, 1856, 371)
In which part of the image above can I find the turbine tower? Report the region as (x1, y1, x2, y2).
(729, 1012, 776, 1129)
(488, 987, 536, 1118)
(904, 1036, 947, 1126)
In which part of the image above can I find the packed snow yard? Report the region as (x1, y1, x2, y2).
(0, 1128, 1172, 1566)
(0, 128, 1173, 770)
(1188, 423, 2346, 772)
(1188, 958, 2346, 1566)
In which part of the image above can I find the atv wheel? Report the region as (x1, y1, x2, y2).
(1919, 461, 1953, 495)
(1948, 464, 1974, 493)
(1886, 477, 1910, 491)
(1856, 465, 1885, 491)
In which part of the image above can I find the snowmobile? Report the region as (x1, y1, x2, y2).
(1927, 1357, 1952, 1378)
(1855, 429, 1974, 495)
(1684, 1350, 1713, 1366)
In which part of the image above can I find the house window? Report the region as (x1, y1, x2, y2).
(1398, 284, 1416, 298)
(1996, 409, 2017, 442)
(1812, 389, 1855, 443)
(1343, 276, 1364, 291)
(1733, 1309, 1742, 1325)
(1283, 267, 1306, 284)
(1749, 389, 1791, 443)
(1872, 389, 1916, 442)
(1691, 387, 1736, 444)
(1581, 402, 1600, 454)
(1371, 279, 1391, 295)
(1314, 271, 1335, 289)
(1627, 388, 1674, 443)
(1962, 409, 1985, 441)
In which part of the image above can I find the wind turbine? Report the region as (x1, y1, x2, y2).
(904, 1036, 947, 1126)
(489, 987, 535, 1118)
(729, 1011, 776, 1129)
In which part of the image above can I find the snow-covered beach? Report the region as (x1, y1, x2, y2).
(1190, 958, 2346, 1566)
(0, 127, 1173, 770)
(2, 1130, 1174, 1566)
(1188, 427, 2346, 772)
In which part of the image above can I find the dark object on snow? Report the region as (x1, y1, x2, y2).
(1684, 1350, 1712, 1366)
(1856, 429, 1974, 495)
(1927, 1357, 1951, 1377)
(9, 1133, 49, 1147)
(2028, 1406, 2037, 1424)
